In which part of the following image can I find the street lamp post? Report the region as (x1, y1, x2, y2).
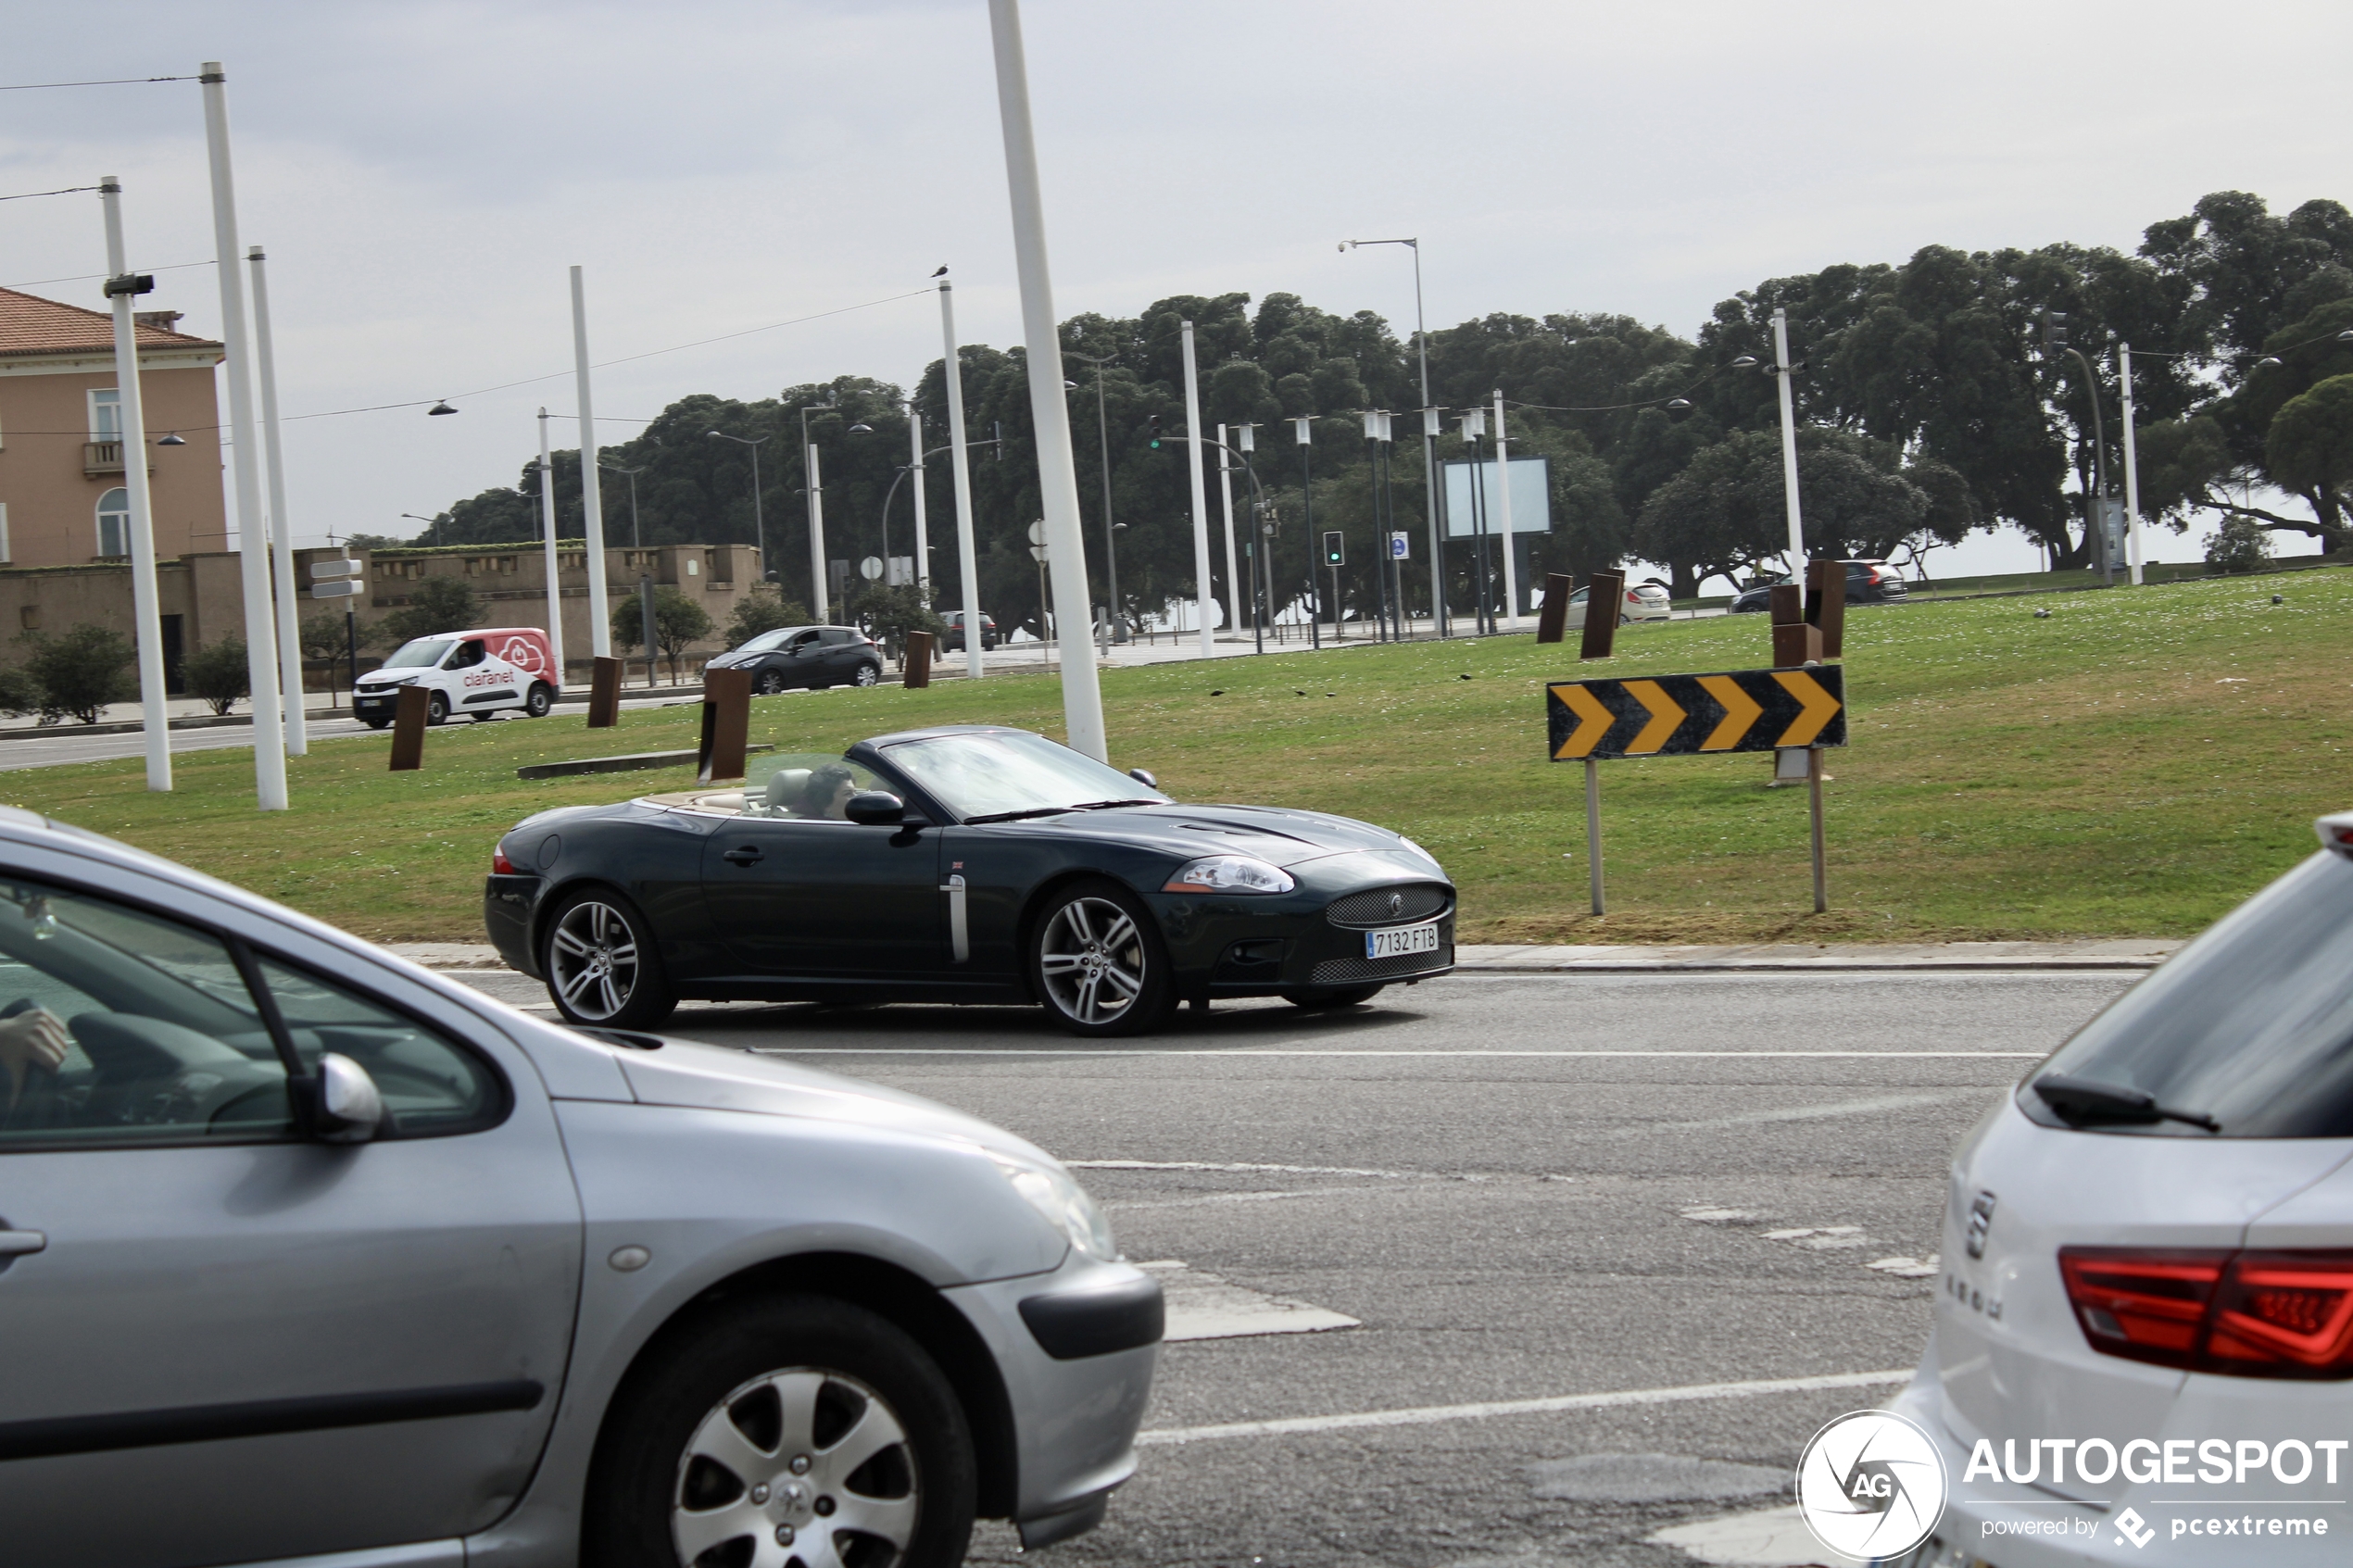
(793, 397, 837, 617)
(1063, 351, 1125, 641)
(1295, 416, 1321, 649)
(706, 430, 771, 592)
(599, 461, 646, 548)
(400, 512, 447, 547)
(1342, 237, 1443, 636)
(1769, 307, 1807, 582)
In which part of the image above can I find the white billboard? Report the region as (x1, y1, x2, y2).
(1441, 455, 1551, 538)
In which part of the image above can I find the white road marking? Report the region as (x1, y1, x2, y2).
(1679, 1207, 1768, 1224)
(1074, 1158, 1435, 1180)
(1670, 1090, 1984, 1130)
(1867, 1254, 1942, 1278)
(755, 1047, 2041, 1059)
(1106, 1188, 1366, 1212)
(1135, 1369, 1911, 1446)
(1138, 1261, 1362, 1342)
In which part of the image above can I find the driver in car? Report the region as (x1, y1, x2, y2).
(800, 764, 858, 821)
(0, 1006, 69, 1111)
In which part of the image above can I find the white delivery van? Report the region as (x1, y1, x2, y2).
(352, 626, 559, 728)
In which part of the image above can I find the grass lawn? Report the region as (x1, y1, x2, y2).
(5, 566, 2349, 947)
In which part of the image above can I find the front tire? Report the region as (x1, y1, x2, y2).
(755, 669, 787, 696)
(542, 889, 676, 1029)
(525, 682, 555, 718)
(1028, 878, 1175, 1036)
(363, 718, 391, 731)
(426, 691, 449, 726)
(585, 1294, 975, 1568)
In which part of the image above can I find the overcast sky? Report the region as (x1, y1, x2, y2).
(5, 0, 2347, 576)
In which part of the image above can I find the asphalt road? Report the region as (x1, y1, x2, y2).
(458, 965, 2133, 1568)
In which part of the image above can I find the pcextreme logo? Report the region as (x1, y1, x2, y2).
(1794, 1410, 1948, 1561)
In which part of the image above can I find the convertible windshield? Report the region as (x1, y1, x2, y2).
(378, 637, 454, 670)
(884, 731, 1166, 821)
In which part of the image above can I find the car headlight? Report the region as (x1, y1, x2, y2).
(991, 1153, 1117, 1261)
(1162, 854, 1295, 894)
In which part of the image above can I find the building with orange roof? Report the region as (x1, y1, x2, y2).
(0, 285, 226, 571)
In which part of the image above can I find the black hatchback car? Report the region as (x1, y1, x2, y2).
(702, 624, 884, 692)
(1729, 559, 1908, 612)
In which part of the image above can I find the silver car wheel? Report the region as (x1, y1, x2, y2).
(851, 663, 880, 687)
(1038, 897, 1146, 1026)
(672, 1368, 919, 1568)
(548, 899, 638, 1022)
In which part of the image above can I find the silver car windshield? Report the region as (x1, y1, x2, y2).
(379, 637, 455, 670)
(2024, 850, 2353, 1137)
(884, 732, 1167, 821)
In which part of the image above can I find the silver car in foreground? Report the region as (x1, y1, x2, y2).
(0, 809, 1158, 1568)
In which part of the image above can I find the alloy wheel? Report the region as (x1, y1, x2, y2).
(673, 1368, 919, 1568)
(548, 899, 640, 1022)
(1038, 897, 1147, 1026)
(851, 663, 880, 687)
(756, 670, 787, 696)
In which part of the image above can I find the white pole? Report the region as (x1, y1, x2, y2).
(908, 397, 929, 589)
(1179, 319, 1214, 656)
(199, 62, 287, 811)
(99, 178, 170, 792)
(1771, 306, 1806, 580)
(1492, 389, 1520, 627)
(538, 408, 567, 684)
(245, 246, 306, 754)
(987, 0, 1107, 760)
(570, 267, 610, 658)
(1216, 422, 1240, 638)
(806, 444, 829, 622)
(939, 282, 983, 679)
(2120, 344, 2145, 586)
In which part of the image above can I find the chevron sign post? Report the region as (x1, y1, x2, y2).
(1548, 665, 1847, 916)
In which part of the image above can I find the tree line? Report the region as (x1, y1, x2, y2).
(394, 189, 2353, 627)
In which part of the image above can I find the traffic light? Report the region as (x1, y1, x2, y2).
(2041, 309, 2069, 354)
(1148, 413, 1163, 449)
(1322, 531, 1344, 566)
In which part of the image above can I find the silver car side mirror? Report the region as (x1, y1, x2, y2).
(311, 1052, 384, 1143)
(1127, 768, 1158, 790)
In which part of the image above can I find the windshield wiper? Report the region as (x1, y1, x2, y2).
(1068, 798, 1161, 810)
(2032, 1073, 2221, 1133)
(963, 807, 1077, 824)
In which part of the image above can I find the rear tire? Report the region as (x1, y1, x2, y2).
(525, 682, 555, 718)
(541, 888, 676, 1030)
(584, 1293, 975, 1568)
(851, 662, 882, 687)
(1283, 984, 1385, 1010)
(1028, 878, 1176, 1036)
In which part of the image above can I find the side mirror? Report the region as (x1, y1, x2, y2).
(1127, 768, 1158, 790)
(846, 790, 907, 826)
(306, 1052, 383, 1144)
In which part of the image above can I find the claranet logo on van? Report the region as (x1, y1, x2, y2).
(1794, 1410, 1947, 1561)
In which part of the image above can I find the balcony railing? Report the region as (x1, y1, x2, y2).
(82, 440, 125, 477)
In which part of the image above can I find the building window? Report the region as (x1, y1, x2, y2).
(95, 488, 130, 558)
(89, 388, 121, 443)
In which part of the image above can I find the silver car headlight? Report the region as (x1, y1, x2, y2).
(1162, 854, 1295, 894)
(991, 1153, 1117, 1261)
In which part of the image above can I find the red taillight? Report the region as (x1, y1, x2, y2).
(492, 847, 517, 875)
(2060, 1248, 2353, 1379)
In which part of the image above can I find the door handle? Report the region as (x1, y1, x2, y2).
(0, 1229, 46, 1258)
(722, 847, 764, 866)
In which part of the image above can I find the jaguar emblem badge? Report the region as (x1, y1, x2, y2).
(1387, 892, 1404, 918)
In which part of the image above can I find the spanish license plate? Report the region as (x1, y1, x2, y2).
(1365, 922, 1439, 960)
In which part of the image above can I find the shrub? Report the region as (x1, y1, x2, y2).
(183, 637, 252, 716)
(16, 625, 139, 724)
(724, 584, 812, 646)
(2204, 516, 2275, 574)
(611, 584, 715, 682)
(847, 583, 945, 655)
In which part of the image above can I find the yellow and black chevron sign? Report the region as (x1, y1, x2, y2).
(1547, 666, 1845, 760)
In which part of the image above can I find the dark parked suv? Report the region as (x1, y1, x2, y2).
(1730, 559, 1908, 613)
(941, 610, 1000, 652)
(703, 624, 884, 691)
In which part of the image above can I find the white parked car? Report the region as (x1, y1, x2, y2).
(1539, 580, 1672, 625)
(1882, 810, 2353, 1566)
(354, 626, 560, 728)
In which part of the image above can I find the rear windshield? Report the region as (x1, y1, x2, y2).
(2022, 850, 2353, 1137)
